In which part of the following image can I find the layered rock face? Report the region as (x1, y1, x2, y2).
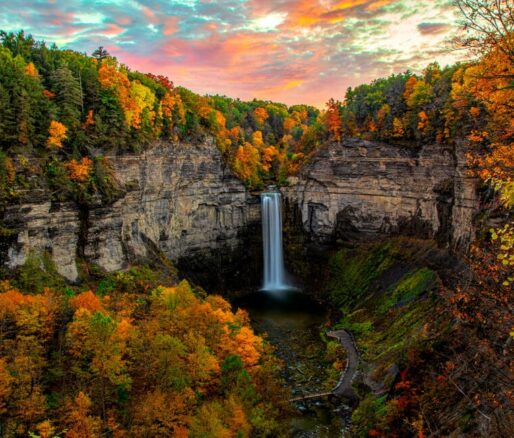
(2, 140, 260, 282)
(1, 138, 478, 283)
(283, 139, 477, 249)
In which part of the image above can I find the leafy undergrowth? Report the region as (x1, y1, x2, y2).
(0, 261, 291, 437)
(328, 237, 513, 437)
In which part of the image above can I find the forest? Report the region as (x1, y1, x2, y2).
(0, 0, 513, 436)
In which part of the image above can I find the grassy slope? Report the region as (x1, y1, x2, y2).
(325, 237, 448, 436)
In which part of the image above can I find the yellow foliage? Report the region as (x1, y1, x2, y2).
(98, 62, 139, 128)
(392, 118, 404, 138)
(47, 120, 67, 149)
(262, 146, 278, 172)
(129, 80, 156, 128)
(252, 130, 264, 148)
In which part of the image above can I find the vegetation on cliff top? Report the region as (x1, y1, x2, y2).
(0, 0, 512, 197)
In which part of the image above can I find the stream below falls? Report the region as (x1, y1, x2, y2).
(234, 289, 351, 437)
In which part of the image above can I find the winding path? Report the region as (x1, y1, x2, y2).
(289, 329, 359, 403)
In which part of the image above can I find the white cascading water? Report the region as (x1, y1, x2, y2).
(261, 190, 289, 291)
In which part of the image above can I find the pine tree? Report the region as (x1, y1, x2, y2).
(51, 64, 83, 129)
(91, 46, 109, 61)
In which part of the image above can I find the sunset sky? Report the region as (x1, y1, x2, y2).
(0, 0, 464, 107)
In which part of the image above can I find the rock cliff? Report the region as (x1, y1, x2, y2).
(1, 139, 260, 282)
(283, 139, 477, 249)
(1, 138, 478, 283)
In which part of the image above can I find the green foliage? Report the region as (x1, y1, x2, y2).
(326, 239, 445, 437)
(12, 252, 68, 293)
(351, 395, 388, 437)
(328, 240, 401, 309)
(109, 265, 160, 293)
(380, 267, 437, 312)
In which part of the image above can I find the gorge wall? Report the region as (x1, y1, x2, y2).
(0, 138, 478, 284)
(283, 139, 478, 249)
(1, 139, 260, 282)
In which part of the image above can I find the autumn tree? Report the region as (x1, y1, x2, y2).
(253, 107, 269, 126)
(66, 157, 93, 182)
(454, 0, 514, 65)
(47, 120, 67, 149)
(325, 98, 342, 141)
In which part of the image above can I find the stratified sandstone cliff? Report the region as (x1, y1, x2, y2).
(2, 139, 260, 282)
(1, 138, 478, 283)
(283, 139, 477, 249)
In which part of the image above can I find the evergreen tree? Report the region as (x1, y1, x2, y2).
(51, 64, 83, 129)
(92, 46, 109, 61)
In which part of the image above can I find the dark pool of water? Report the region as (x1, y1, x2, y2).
(234, 289, 346, 437)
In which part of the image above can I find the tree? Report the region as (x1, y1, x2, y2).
(253, 107, 269, 126)
(325, 98, 342, 141)
(64, 392, 102, 438)
(454, 0, 514, 67)
(51, 64, 83, 128)
(392, 117, 405, 138)
(47, 120, 67, 149)
(91, 46, 109, 61)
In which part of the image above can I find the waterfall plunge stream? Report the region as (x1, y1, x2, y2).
(261, 190, 291, 291)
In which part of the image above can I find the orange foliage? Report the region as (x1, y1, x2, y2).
(35, 420, 56, 438)
(462, 45, 514, 195)
(42, 89, 55, 99)
(83, 110, 95, 128)
(0, 358, 13, 415)
(69, 290, 104, 313)
(262, 146, 278, 172)
(229, 126, 241, 142)
(325, 98, 342, 141)
(130, 389, 194, 437)
(253, 107, 269, 125)
(417, 111, 429, 132)
(24, 62, 38, 77)
(215, 111, 226, 129)
(283, 117, 297, 132)
(47, 120, 68, 149)
(98, 62, 139, 128)
(403, 76, 418, 101)
(66, 157, 93, 182)
(234, 142, 260, 183)
(4, 157, 15, 184)
(469, 106, 481, 118)
(65, 392, 102, 438)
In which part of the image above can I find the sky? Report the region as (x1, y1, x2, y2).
(0, 0, 464, 107)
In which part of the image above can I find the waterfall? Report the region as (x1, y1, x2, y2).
(261, 190, 289, 291)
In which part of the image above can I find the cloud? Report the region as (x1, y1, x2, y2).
(0, 0, 464, 106)
(417, 22, 451, 35)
